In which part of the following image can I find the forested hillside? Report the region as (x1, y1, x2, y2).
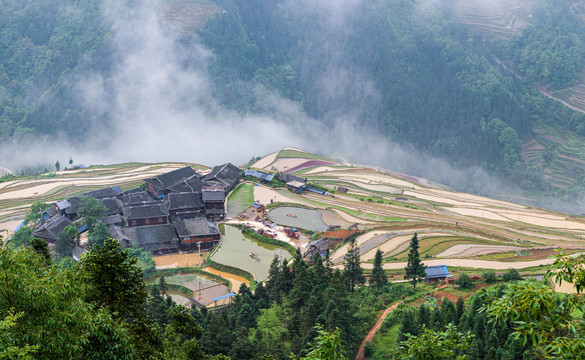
(4, 0, 585, 209)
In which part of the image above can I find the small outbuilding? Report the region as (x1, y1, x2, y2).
(425, 265, 450, 283)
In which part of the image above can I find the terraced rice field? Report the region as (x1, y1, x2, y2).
(163, 0, 220, 36)
(521, 124, 585, 189)
(453, 0, 534, 39)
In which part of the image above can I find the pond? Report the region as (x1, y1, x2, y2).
(211, 225, 291, 281)
(268, 206, 330, 231)
(146, 274, 230, 307)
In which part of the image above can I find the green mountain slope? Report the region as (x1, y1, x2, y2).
(3, 0, 585, 209)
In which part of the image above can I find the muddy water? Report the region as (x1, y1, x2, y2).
(268, 206, 330, 231)
(212, 225, 291, 281)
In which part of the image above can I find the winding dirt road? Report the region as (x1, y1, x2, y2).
(355, 303, 399, 360)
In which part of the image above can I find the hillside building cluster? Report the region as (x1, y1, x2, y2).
(34, 164, 243, 255)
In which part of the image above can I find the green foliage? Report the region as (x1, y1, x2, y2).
(78, 196, 107, 228)
(501, 269, 522, 282)
(79, 238, 148, 319)
(370, 248, 388, 290)
(343, 236, 365, 292)
(394, 324, 474, 360)
(88, 222, 110, 248)
(299, 325, 347, 360)
(455, 273, 474, 290)
(126, 245, 156, 272)
(9, 227, 34, 248)
(242, 227, 296, 255)
(24, 201, 49, 226)
(54, 225, 76, 258)
(28, 238, 50, 264)
(206, 257, 255, 283)
(404, 233, 426, 290)
(0, 245, 132, 359)
(481, 270, 498, 284)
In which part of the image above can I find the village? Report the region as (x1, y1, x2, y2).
(30, 161, 338, 265)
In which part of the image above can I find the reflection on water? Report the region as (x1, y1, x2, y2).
(212, 225, 291, 281)
(268, 206, 330, 231)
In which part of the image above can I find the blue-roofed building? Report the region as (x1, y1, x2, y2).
(425, 265, 450, 283)
(244, 170, 274, 183)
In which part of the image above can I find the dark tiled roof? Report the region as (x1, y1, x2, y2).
(169, 175, 203, 193)
(123, 204, 169, 220)
(173, 218, 220, 237)
(65, 197, 82, 215)
(171, 212, 207, 221)
(44, 206, 59, 218)
(123, 225, 178, 252)
(202, 163, 243, 188)
(120, 187, 141, 196)
(202, 190, 225, 202)
(425, 265, 450, 279)
(100, 197, 122, 215)
(279, 173, 305, 184)
(121, 191, 156, 206)
(166, 192, 203, 211)
(144, 167, 196, 191)
(108, 224, 131, 245)
(84, 187, 120, 199)
(104, 215, 123, 226)
(33, 214, 72, 241)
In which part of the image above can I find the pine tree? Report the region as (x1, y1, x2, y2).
(343, 236, 365, 292)
(370, 248, 387, 290)
(55, 160, 60, 172)
(455, 296, 465, 326)
(404, 233, 426, 290)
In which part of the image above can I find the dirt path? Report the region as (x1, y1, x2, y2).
(537, 83, 585, 115)
(355, 303, 399, 360)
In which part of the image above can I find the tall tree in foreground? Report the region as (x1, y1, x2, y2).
(79, 237, 147, 319)
(404, 233, 426, 290)
(343, 236, 365, 292)
(370, 248, 388, 290)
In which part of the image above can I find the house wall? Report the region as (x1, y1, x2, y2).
(169, 207, 203, 216)
(126, 216, 169, 227)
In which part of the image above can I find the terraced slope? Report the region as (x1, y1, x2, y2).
(521, 124, 585, 189)
(163, 0, 219, 36)
(453, 0, 535, 39)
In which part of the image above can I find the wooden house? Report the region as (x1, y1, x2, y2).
(202, 187, 226, 222)
(32, 214, 72, 243)
(123, 204, 169, 227)
(172, 214, 220, 250)
(165, 192, 204, 215)
(202, 163, 243, 193)
(143, 166, 197, 198)
(123, 224, 179, 255)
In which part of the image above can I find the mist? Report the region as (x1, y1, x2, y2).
(1, 0, 582, 213)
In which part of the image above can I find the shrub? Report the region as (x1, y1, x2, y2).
(363, 341, 374, 358)
(455, 273, 474, 289)
(501, 268, 522, 282)
(482, 270, 498, 283)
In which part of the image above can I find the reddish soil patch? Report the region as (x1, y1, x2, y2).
(323, 229, 353, 239)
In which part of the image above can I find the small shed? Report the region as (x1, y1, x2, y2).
(286, 180, 305, 193)
(425, 265, 450, 283)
